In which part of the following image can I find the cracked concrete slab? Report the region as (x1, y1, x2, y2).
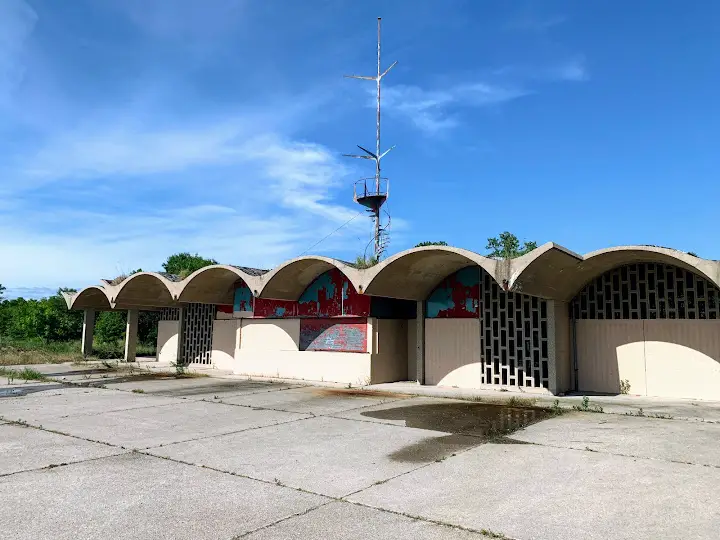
(244, 501, 487, 539)
(0, 453, 328, 540)
(0, 423, 125, 476)
(511, 411, 720, 467)
(104, 376, 305, 399)
(0, 386, 183, 423)
(332, 397, 471, 427)
(35, 399, 311, 449)
(218, 386, 410, 415)
(149, 415, 481, 497)
(350, 442, 720, 540)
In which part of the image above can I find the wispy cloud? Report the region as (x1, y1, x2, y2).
(383, 82, 527, 134)
(0, 0, 37, 107)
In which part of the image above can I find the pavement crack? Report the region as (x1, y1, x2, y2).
(231, 500, 335, 539)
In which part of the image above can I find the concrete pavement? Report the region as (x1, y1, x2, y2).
(1, 367, 719, 539)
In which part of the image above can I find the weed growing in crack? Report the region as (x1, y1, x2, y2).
(131, 389, 145, 394)
(573, 396, 604, 413)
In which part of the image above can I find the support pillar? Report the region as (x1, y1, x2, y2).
(177, 306, 187, 365)
(124, 309, 139, 363)
(415, 300, 425, 385)
(81, 309, 96, 357)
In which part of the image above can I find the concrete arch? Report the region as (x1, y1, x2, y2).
(257, 256, 363, 300)
(63, 286, 113, 310)
(508, 242, 584, 299)
(361, 246, 502, 301)
(112, 272, 178, 308)
(511, 245, 720, 302)
(176, 265, 265, 305)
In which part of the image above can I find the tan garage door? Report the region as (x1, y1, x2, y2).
(577, 319, 720, 399)
(425, 318, 481, 388)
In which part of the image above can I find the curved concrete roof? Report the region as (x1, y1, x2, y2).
(257, 256, 363, 300)
(510, 245, 720, 301)
(111, 272, 178, 309)
(63, 286, 113, 310)
(177, 265, 264, 305)
(361, 246, 502, 301)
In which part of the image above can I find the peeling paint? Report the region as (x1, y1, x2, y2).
(243, 268, 371, 318)
(426, 266, 480, 318)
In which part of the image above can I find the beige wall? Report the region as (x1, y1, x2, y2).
(425, 318, 481, 388)
(576, 320, 646, 395)
(233, 318, 372, 385)
(211, 319, 238, 371)
(551, 301, 572, 393)
(576, 319, 720, 400)
(370, 319, 408, 383)
(157, 320, 179, 363)
(407, 319, 417, 381)
(644, 320, 720, 400)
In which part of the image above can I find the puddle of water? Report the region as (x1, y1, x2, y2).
(361, 402, 550, 437)
(313, 388, 407, 399)
(362, 402, 550, 462)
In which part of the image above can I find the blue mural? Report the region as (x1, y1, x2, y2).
(233, 283, 254, 313)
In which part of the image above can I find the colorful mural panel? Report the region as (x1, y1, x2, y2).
(426, 266, 480, 318)
(299, 318, 368, 352)
(247, 268, 371, 319)
(297, 268, 370, 317)
(233, 283, 254, 315)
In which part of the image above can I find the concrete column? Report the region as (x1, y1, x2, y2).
(124, 309, 139, 363)
(81, 309, 96, 357)
(415, 300, 425, 385)
(177, 306, 187, 365)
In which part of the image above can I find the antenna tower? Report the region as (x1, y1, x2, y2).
(344, 17, 397, 260)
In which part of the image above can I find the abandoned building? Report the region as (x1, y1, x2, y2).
(63, 243, 720, 401)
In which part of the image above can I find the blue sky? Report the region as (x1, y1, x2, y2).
(1, 0, 719, 299)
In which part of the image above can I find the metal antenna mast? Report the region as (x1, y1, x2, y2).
(344, 17, 397, 260)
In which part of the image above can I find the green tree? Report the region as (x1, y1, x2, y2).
(415, 241, 448, 247)
(95, 311, 126, 344)
(354, 255, 379, 269)
(0, 283, 5, 301)
(162, 253, 218, 278)
(486, 232, 537, 259)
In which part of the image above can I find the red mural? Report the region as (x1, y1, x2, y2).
(254, 268, 370, 318)
(426, 266, 480, 318)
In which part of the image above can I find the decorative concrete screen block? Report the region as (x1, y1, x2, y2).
(299, 318, 368, 352)
(482, 274, 550, 389)
(573, 262, 720, 320)
(182, 303, 215, 365)
(159, 307, 180, 321)
(426, 266, 479, 318)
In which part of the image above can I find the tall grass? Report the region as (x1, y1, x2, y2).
(0, 337, 156, 365)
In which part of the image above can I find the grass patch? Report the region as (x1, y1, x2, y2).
(572, 396, 604, 413)
(0, 366, 50, 382)
(0, 337, 155, 365)
(506, 396, 537, 408)
(131, 388, 145, 394)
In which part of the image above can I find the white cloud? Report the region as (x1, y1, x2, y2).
(383, 82, 527, 134)
(0, 114, 373, 290)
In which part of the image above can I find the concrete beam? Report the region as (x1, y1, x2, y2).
(124, 309, 139, 362)
(81, 309, 96, 357)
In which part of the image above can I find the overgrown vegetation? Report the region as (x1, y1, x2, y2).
(163, 252, 217, 279)
(415, 241, 448, 247)
(354, 255, 379, 269)
(573, 396, 604, 413)
(0, 366, 49, 382)
(619, 379, 631, 395)
(486, 232, 537, 259)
